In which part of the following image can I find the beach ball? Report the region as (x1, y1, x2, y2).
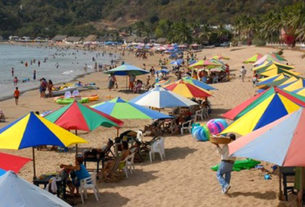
(206, 119, 228, 135)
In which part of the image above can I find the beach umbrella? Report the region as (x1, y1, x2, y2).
(243, 53, 263, 64)
(278, 76, 299, 88)
(293, 87, 305, 97)
(92, 97, 172, 119)
(228, 108, 305, 205)
(0, 152, 31, 176)
(182, 77, 216, 90)
(256, 74, 284, 86)
(45, 101, 120, 131)
(189, 60, 222, 69)
(130, 85, 198, 109)
(104, 64, 148, 76)
(170, 59, 184, 66)
(271, 52, 286, 61)
(282, 79, 305, 92)
(253, 61, 294, 74)
(253, 54, 285, 66)
(0, 171, 71, 207)
(0, 112, 87, 177)
(221, 87, 305, 135)
(211, 55, 230, 60)
(260, 67, 300, 77)
(256, 74, 289, 87)
(156, 69, 169, 74)
(165, 80, 211, 99)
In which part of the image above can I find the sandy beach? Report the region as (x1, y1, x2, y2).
(0, 45, 302, 206)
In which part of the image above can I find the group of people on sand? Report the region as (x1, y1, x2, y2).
(39, 78, 53, 98)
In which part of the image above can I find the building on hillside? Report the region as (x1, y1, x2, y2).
(65, 36, 83, 44)
(51, 35, 67, 43)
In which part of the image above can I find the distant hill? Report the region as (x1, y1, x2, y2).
(0, 0, 298, 38)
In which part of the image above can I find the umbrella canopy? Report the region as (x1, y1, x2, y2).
(243, 53, 263, 64)
(182, 77, 216, 90)
(229, 108, 305, 166)
(130, 85, 198, 108)
(260, 67, 300, 77)
(92, 97, 172, 119)
(0, 152, 31, 176)
(165, 80, 211, 99)
(0, 112, 87, 150)
(253, 61, 294, 74)
(189, 60, 222, 69)
(221, 87, 305, 135)
(0, 171, 71, 207)
(278, 76, 298, 88)
(256, 74, 287, 87)
(253, 54, 285, 66)
(282, 79, 305, 92)
(271, 52, 286, 61)
(45, 101, 120, 131)
(104, 64, 149, 76)
(170, 59, 184, 66)
(212, 55, 230, 60)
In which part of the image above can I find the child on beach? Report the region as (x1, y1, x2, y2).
(14, 87, 20, 105)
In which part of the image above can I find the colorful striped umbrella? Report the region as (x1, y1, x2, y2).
(271, 52, 286, 61)
(0, 152, 31, 176)
(253, 61, 294, 74)
(282, 79, 305, 92)
(260, 67, 300, 77)
(182, 77, 216, 90)
(45, 101, 121, 131)
(221, 87, 305, 135)
(104, 64, 149, 76)
(254, 54, 285, 66)
(243, 53, 263, 64)
(256, 74, 288, 87)
(293, 87, 305, 97)
(212, 55, 230, 60)
(165, 80, 211, 99)
(130, 85, 197, 109)
(0, 112, 87, 177)
(189, 60, 222, 69)
(229, 108, 305, 166)
(92, 97, 172, 119)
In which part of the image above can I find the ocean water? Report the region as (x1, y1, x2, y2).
(0, 44, 115, 100)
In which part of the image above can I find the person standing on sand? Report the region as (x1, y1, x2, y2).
(33, 70, 36, 80)
(240, 66, 246, 82)
(14, 87, 20, 105)
(13, 76, 18, 86)
(213, 134, 236, 194)
(11, 67, 14, 77)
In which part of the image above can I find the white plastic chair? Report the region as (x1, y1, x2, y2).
(64, 91, 72, 98)
(194, 109, 204, 121)
(136, 130, 143, 142)
(79, 172, 99, 204)
(72, 90, 80, 97)
(149, 137, 165, 163)
(122, 153, 135, 178)
(180, 120, 194, 135)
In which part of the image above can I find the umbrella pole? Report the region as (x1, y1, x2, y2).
(126, 76, 128, 90)
(75, 129, 78, 155)
(32, 147, 36, 179)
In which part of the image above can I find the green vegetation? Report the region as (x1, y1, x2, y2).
(0, 0, 300, 44)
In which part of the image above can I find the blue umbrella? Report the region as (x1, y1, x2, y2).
(104, 64, 149, 76)
(130, 85, 197, 108)
(156, 69, 169, 74)
(170, 59, 184, 66)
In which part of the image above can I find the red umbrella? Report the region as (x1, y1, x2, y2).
(0, 152, 31, 175)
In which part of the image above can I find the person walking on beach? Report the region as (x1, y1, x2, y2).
(213, 134, 236, 194)
(240, 66, 246, 82)
(33, 70, 36, 80)
(13, 76, 18, 86)
(11, 67, 14, 77)
(14, 87, 20, 105)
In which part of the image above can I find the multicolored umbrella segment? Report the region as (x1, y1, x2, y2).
(281, 78, 305, 92)
(189, 60, 222, 69)
(211, 55, 230, 60)
(256, 74, 287, 87)
(0, 112, 87, 177)
(0, 152, 31, 176)
(260, 67, 300, 77)
(104, 64, 149, 76)
(278, 76, 298, 88)
(45, 101, 120, 131)
(182, 77, 216, 90)
(293, 87, 305, 97)
(253, 54, 286, 66)
(221, 87, 305, 135)
(0, 171, 72, 207)
(253, 61, 294, 74)
(92, 97, 172, 120)
(271, 52, 286, 61)
(165, 80, 212, 99)
(130, 85, 197, 109)
(229, 108, 305, 166)
(243, 53, 263, 64)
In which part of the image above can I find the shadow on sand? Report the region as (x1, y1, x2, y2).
(80, 192, 130, 207)
(229, 191, 277, 200)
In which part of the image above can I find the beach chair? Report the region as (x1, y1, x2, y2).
(79, 172, 100, 204)
(121, 152, 135, 178)
(64, 91, 72, 98)
(149, 137, 165, 163)
(71, 90, 80, 97)
(194, 109, 204, 121)
(180, 119, 194, 135)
